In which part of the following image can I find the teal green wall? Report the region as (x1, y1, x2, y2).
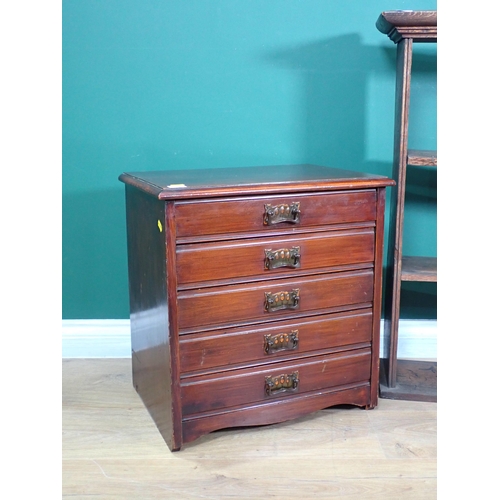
(63, 0, 437, 319)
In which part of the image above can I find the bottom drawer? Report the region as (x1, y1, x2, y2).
(181, 348, 372, 416)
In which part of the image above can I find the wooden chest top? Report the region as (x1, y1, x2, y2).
(118, 164, 394, 200)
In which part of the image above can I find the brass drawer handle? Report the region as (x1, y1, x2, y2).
(264, 330, 299, 354)
(264, 246, 301, 270)
(265, 371, 299, 396)
(263, 202, 300, 225)
(264, 289, 300, 312)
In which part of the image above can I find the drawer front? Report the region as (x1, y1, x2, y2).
(177, 269, 374, 331)
(181, 348, 372, 416)
(176, 228, 374, 286)
(179, 309, 373, 374)
(174, 190, 377, 238)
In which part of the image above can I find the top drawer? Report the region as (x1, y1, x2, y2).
(174, 190, 377, 238)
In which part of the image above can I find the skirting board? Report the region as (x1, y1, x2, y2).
(62, 319, 437, 359)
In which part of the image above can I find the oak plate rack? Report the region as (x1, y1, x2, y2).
(376, 10, 437, 402)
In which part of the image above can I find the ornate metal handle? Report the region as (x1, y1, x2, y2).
(263, 202, 300, 225)
(265, 371, 299, 396)
(264, 289, 300, 312)
(264, 246, 301, 270)
(264, 330, 299, 354)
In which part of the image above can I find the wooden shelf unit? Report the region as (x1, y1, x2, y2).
(376, 10, 437, 402)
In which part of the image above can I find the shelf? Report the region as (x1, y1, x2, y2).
(401, 256, 437, 282)
(380, 359, 437, 402)
(407, 149, 437, 167)
(376, 11, 437, 43)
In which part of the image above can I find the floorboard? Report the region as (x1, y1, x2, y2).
(62, 359, 437, 499)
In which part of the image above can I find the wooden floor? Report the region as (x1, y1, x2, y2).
(62, 359, 437, 499)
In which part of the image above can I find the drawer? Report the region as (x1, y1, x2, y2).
(176, 228, 374, 286)
(179, 309, 373, 374)
(181, 348, 372, 416)
(174, 190, 377, 238)
(177, 269, 374, 331)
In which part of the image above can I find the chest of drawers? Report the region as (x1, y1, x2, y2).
(119, 164, 394, 451)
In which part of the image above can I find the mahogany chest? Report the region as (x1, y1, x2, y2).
(119, 164, 394, 451)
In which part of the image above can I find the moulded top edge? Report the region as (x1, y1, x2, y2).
(118, 164, 395, 200)
(376, 10, 437, 37)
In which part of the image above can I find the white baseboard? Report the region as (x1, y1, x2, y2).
(62, 318, 437, 360)
(62, 320, 132, 358)
(389, 319, 437, 360)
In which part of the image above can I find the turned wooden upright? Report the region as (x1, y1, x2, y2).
(376, 11, 437, 402)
